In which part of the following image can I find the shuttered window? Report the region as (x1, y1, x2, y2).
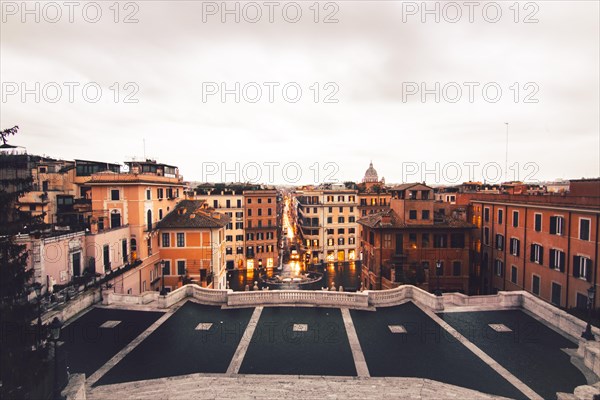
(573, 256, 592, 282)
(530, 244, 543, 264)
(549, 249, 565, 272)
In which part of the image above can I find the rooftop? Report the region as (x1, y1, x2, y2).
(87, 171, 184, 185)
(358, 209, 475, 229)
(469, 193, 600, 210)
(156, 200, 230, 229)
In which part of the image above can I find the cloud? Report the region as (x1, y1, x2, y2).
(1, 1, 598, 184)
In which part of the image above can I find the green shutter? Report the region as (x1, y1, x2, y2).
(573, 256, 580, 278)
(530, 244, 535, 262)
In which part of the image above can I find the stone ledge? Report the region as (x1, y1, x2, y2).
(62, 373, 86, 400)
(578, 339, 600, 378)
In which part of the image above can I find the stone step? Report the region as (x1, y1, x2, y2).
(87, 374, 511, 400)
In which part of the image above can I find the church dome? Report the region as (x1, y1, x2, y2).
(363, 162, 379, 183)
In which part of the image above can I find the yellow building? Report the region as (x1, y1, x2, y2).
(295, 184, 359, 263)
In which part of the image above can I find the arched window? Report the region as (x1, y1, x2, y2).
(130, 238, 137, 251)
(110, 210, 121, 228)
(147, 210, 152, 231)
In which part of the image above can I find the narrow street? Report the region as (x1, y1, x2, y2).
(226, 192, 361, 292)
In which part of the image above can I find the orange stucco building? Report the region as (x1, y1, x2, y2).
(243, 189, 279, 269)
(472, 182, 600, 309)
(87, 160, 185, 294)
(156, 200, 229, 290)
(359, 183, 476, 293)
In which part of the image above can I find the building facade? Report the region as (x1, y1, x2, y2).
(473, 184, 600, 309)
(295, 184, 359, 263)
(243, 189, 279, 269)
(87, 160, 185, 294)
(194, 186, 246, 270)
(359, 183, 476, 293)
(156, 200, 229, 290)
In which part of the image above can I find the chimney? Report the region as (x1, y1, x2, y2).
(381, 214, 392, 225)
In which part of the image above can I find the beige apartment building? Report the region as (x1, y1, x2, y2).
(295, 184, 359, 263)
(194, 186, 246, 270)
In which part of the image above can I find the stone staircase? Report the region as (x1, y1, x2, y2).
(87, 374, 511, 400)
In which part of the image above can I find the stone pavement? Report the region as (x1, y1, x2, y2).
(86, 373, 511, 400)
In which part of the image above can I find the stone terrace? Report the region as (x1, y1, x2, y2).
(55, 284, 600, 400)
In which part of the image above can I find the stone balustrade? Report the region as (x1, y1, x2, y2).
(100, 283, 600, 376)
(157, 285, 189, 308)
(227, 289, 369, 308)
(101, 284, 600, 340)
(519, 292, 600, 339)
(104, 291, 158, 306)
(189, 284, 230, 305)
(42, 288, 102, 325)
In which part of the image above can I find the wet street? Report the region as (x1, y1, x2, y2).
(226, 262, 361, 292)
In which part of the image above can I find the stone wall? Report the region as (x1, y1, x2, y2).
(43, 288, 101, 324)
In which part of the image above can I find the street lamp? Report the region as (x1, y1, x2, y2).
(159, 260, 167, 295)
(33, 283, 43, 349)
(48, 317, 63, 400)
(581, 286, 596, 341)
(435, 260, 442, 296)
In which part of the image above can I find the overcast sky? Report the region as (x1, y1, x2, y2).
(1, 1, 598, 185)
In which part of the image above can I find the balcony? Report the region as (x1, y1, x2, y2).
(299, 220, 321, 228)
(297, 199, 322, 206)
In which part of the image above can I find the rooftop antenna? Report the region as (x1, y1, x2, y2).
(143, 138, 146, 159)
(504, 122, 509, 183)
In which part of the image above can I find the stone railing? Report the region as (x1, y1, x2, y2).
(43, 288, 102, 324)
(441, 291, 523, 308)
(190, 285, 230, 305)
(366, 285, 445, 311)
(103, 290, 158, 306)
(228, 289, 369, 308)
(517, 291, 600, 338)
(157, 285, 190, 308)
(100, 284, 600, 337)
